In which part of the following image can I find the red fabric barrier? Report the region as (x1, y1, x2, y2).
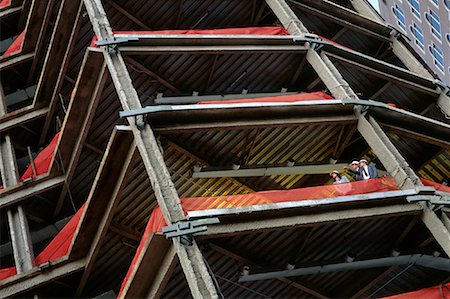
(382, 282, 450, 299)
(197, 91, 333, 105)
(149, 177, 399, 232)
(0, 267, 16, 281)
(421, 178, 450, 193)
(35, 203, 85, 265)
(21, 132, 60, 181)
(0, 0, 11, 8)
(313, 34, 352, 51)
(90, 26, 289, 47)
(2, 30, 25, 57)
(0, 203, 85, 281)
(118, 178, 398, 295)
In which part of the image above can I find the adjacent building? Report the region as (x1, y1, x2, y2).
(380, 0, 450, 85)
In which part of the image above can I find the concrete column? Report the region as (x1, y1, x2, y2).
(0, 85, 35, 273)
(265, 0, 308, 35)
(82, 0, 218, 297)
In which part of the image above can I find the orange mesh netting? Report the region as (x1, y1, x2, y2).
(421, 178, 450, 193)
(90, 26, 289, 47)
(197, 91, 333, 104)
(147, 177, 399, 233)
(381, 282, 450, 299)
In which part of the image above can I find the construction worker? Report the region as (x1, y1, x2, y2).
(344, 161, 362, 181)
(346, 159, 378, 180)
(330, 170, 350, 184)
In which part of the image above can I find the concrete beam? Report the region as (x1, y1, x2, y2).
(0, 176, 65, 208)
(196, 203, 422, 238)
(83, 0, 218, 297)
(73, 129, 136, 296)
(118, 234, 176, 299)
(0, 107, 48, 132)
(36, 0, 84, 145)
(52, 50, 108, 217)
(437, 94, 450, 118)
(0, 258, 85, 298)
(306, 50, 358, 99)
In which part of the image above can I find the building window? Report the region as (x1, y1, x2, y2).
(444, 0, 450, 9)
(408, 0, 421, 19)
(425, 9, 441, 40)
(411, 23, 425, 49)
(430, 0, 439, 6)
(392, 4, 406, 30)
(429, 43, 445, 73)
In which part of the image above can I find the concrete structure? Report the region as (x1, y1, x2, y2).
(380, 0, 450, 85)
(0, 0, 450, 298)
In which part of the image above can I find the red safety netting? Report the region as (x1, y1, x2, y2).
(197, 91, 333, 104)
(313, 34, 352, 51)
(0, 203, 85, 281)
(381, 282, 450, 299)
(117, 177, 398, 295)
(2, 30, 25, 57)
(149, 177, 399, 232)
(35, 203, 85, 265)
(90, 26, 289, 47)
(0, 0, 11, 8)
(421, 178, 450, 193)
(20, 132, 60, 181)
(0, 267, 16, 281)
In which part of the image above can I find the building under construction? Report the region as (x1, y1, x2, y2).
(1, 0, 450, 298)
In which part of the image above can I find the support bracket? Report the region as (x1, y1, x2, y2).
(162, 218, 220, 246)
(95, 36, 138, 53)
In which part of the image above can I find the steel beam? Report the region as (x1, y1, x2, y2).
(82, 0, 218, 297)
(36, 0, 84, 145)
(238, 254, 450, 282)
(208, 242, 329, 299)
(192, 163, 349, 178)
(307, 50, 358, 99)
(52, 50, 108, 217)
